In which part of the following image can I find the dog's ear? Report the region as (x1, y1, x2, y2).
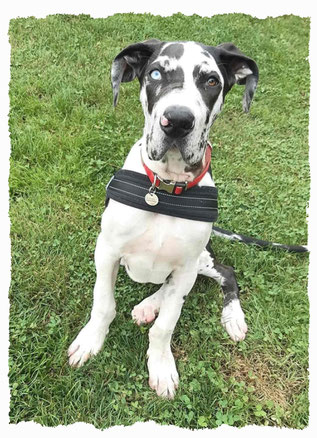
(215, 43, 259, 112)
(111, 39, 162, 106)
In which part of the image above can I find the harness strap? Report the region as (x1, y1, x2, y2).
(106, 169, 218, 223)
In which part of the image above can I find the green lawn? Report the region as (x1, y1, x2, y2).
(8, 13, 310, 429)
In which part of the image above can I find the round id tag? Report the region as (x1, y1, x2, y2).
(145, 192, 159, 206)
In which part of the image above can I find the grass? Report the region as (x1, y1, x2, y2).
(8, 13, 310, 429)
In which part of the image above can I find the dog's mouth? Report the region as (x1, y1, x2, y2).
(149, 139, 186, 161)
(162, 141, 205, 170)
(148, 136, 206, 167)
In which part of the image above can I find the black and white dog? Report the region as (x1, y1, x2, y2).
(68, 40, 303, 399)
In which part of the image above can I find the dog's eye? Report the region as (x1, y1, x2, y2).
(207, 77, 219, 87)
(150, 70, 162, 80)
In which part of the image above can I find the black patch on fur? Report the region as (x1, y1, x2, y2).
(205, 241, 215, 258)
(144, 64, 185, 114)
(216, 264, 240, 306)
(199, 139, 205, 150)
(192, 65, 222, 111)
(151, 150, 158, 160)
(165, 273, 173, 284)
(197, 128, 207, 150)
(184, 159, 203, 173)
(205, 112, 211, 125)
(185, 152, 194, 161)
(202, 50, 212, 59)
(160, 43, 184, 59)
(205, 241, 240, 306)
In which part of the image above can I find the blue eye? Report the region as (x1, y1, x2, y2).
(150, 70, 162, 80)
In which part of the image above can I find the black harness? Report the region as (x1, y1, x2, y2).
(106, 168, 218, 223)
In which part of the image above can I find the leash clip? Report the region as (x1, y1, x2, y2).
(157, 178, 176, 194)
(157, 178, 188, 194)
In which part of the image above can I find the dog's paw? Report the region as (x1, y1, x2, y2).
(147, 349, 179, 399)
(221, 299, 248, 342)
(132, 300, 159, 325)
(68, 323, 107, 368)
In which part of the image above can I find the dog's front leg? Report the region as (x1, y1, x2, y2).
(147, 266, 197, 399)
(68, 232, 119, 367)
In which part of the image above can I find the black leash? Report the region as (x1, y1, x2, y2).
(212, 226, 308, 253)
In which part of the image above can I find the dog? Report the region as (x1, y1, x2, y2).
(67, 39, 261, 399)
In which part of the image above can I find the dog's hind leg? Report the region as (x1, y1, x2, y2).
(68, 232, 120, 367)
(131, 287, 164, 325)
(131, 274, 176, 325)
(198, 242, 248, 342)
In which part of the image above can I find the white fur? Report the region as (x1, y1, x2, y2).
(221, 299, 248, 342)
(197, 248, 225, 285)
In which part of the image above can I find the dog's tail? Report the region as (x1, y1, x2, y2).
(212, 226, 308, 253)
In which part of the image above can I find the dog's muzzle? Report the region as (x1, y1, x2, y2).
(160, 105, 195, 138)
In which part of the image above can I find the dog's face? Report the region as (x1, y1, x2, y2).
(111, 40, 258, 166)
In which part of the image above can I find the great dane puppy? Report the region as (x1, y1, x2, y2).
(68, 39, 259, 399)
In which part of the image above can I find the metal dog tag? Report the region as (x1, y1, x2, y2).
(145, 192, 159, 206)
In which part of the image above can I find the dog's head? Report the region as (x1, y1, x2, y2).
(111, 40, 258, 166)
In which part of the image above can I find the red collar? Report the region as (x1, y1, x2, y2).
(142, 143, 212, 195)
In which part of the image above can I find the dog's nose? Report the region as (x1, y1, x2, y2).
(160, 106, 195, 138)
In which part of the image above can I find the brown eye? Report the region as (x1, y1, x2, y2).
(207, 77, 219, 87)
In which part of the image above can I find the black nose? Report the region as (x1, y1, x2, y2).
(160, 106, 195, 138)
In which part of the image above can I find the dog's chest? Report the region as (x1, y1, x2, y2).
(123, 218, 211, 284)
(102, 201, 212, 284)
(121, 226, 184, 284)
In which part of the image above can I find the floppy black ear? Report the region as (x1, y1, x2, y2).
(111, 39, 162, 107)
(216, 43, 259, 112)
